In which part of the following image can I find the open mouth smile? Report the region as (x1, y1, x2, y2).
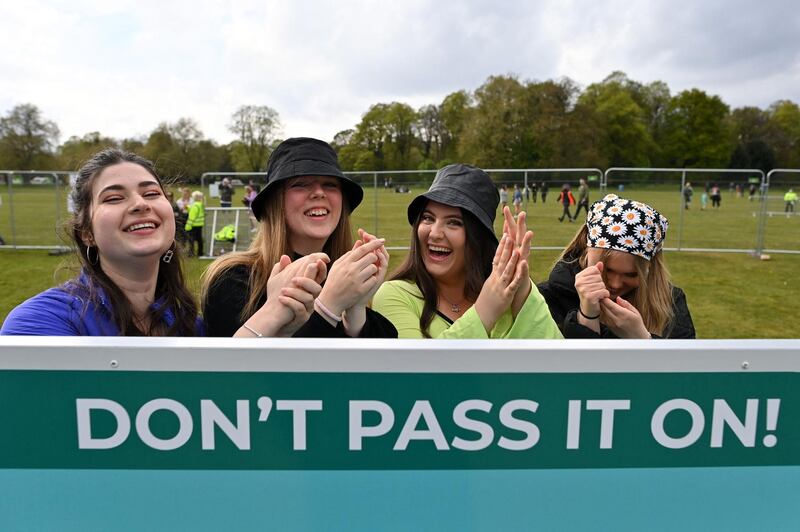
(125, 222, 158, 232)
(305, 208, 329, 218)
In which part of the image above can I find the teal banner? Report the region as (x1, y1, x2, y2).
(0, 370, 795, 470)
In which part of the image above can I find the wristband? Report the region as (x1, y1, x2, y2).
(315, 298, 343, 323)
(578, 307, 600, 320)
(242, 323, 263, 337)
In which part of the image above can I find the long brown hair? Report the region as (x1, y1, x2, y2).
(390, 204, 495, 338)
(200, 180, 354, 322)
(557, 225, 675, 335)
(70, 148, 199, 336)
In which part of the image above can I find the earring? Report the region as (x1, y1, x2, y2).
(85, 246, 99, 265)
(162, 242, 175, 263)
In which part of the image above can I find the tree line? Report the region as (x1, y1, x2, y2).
(1, 71, 798, 180)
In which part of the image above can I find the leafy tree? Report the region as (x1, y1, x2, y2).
(767, 100, 800, 168)
(579, 73, 654, 167)
(439, 90, 471, 162)
(458, 75, 536, 168)
(58, 131, 117, 170)
(228, 105, 281, 172)
(661, 89, 732, 167)
(0, 103, 60, 169)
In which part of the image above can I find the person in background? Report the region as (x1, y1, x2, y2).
(538, 194, 695, 339)
(557, 183, 576, 222)
(499, 184, 509, 210)
(710, 183, 722, 209)
(372, 164, 561, 340)
(243, 184, 259, 232)
(683, 182, 694, 209)
(176, 187, 192, 214)
(219, 177, 234, 208)
(185, 191, 205, 257)
(513, 184, 523, 215)
(1, 149, 201, 336)
(540, 181, 549, 203)
(748, 183, 758, 201)
(700, 186, 709, 211)
(574, 177, 590, 220)
(530, 181, 538, 203)
(785, 189, 798, 213)
(201, 137, 396, 339)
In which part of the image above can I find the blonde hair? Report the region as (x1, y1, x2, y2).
(200, 181, 354, 322)
(558, 225, 675, 335)
(191, 190, 204, 202)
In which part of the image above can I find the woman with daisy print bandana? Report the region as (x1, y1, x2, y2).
(201, 137, 396, 339)
(538, 194, 695, 339)
(372, 164, 562, 339)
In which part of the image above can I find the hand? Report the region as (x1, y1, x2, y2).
(317, 237, 387, 317)
(267, 253, 328, 300)
(239, 257, 325, 338)
(275, 260, 325, 336)
(502, 206, 533, 315)
(600, 297, 650, 339)
(473, 234, 528, 333)
(352, 228, 390, 306)
(574, 261, 610, 318)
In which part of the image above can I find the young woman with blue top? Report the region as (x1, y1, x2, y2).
(1, 149, 203, 336)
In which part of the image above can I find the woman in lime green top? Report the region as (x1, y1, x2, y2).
(372, 164, 562, 339)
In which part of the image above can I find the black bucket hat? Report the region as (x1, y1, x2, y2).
(407, 164, 499, 244)
(250, 137, 364, 221)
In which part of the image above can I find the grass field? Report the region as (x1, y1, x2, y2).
(1, 181, 799, 338)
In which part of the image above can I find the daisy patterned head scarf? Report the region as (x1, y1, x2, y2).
(585, 194, 668, 261)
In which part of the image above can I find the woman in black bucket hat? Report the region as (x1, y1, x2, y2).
(201, 137, 396, 338)
(372, 164, 562, 339)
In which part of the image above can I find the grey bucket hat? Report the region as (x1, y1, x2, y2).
(250, 137, 363, 221)
(407, 164, 499, 244)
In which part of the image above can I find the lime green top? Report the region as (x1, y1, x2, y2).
(785, 191, 798, 203)
(372, 279, 563, 339)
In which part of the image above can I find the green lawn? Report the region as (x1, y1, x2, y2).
(2, 182, 799, 338)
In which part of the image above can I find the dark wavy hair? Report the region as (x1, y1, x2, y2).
(390, 203, 496, 338)
(69, 148, 199, 336)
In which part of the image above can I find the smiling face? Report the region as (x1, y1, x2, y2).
(283, 175, 343, 254)
(87, 162, 175, 269)
(586, 247, 641, 299)
(416, 201, 467, 284)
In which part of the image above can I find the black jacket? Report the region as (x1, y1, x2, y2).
(537, 254, 696, 339)
(203, 264, 397, 338)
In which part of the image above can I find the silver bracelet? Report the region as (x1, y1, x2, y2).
(242, 323, 263, 338)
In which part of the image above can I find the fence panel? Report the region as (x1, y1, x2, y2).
(605, 168, 765, 252)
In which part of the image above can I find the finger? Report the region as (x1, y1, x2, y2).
(302, 262, 317, 280)
(615, 296, 637, 311)
(516, 211, 527, 246)
(500, 249, 519, 284)
(355, 263, 380, 283)
(349, 237, 386, 260)
(502, 207, 516, 239)
(352, 239, 363, 251)
(595, 261, 604, 274)
(491, 234, 506, 267)
(290, 277, 323, 297)
(277, 295, 308, 316)
(518, 230, 533, 259)
(497, 233, 514, 270)
(314, 259, 328, 284)
(282, 286, 316, 309)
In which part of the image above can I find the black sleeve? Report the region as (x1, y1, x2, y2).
(203, 266, 251, 337)
(665, 287, 696, 339)
(561, 309, 603, 339)
(292, 307, 398, 338)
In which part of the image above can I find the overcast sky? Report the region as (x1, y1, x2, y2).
(1, 0, 798, 145)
